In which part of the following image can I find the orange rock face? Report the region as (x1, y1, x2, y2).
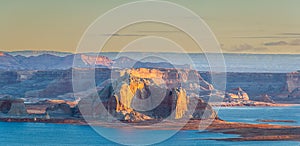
(116, 83, 134, 112)
(174, 88, 188, 119)
(79, 68, 217, 122)
(225, 87, 249, 101)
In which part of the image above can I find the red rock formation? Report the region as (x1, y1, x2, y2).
(81, 54, 113, 66)
(225, 87, 249, 101)
(78, 68, 217, 121)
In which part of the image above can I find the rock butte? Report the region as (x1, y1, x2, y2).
(79, 68, 217, 122)
(0, 95, 27, 115)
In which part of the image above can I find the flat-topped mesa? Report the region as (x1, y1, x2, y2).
(80, 68, 217, 122)
(115, 68, 214, 91)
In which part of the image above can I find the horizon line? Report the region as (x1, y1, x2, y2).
(2, 50, 300, 55)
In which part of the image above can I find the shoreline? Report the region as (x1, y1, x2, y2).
(0, 117, 87, 125)
(0, 117, 299, 142)
(1, 103, 299, 142)
(211, 102, 300, 107)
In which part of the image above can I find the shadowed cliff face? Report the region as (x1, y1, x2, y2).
(79, 68, 217, 122)
(286, 72, 300, 100)
(0, 96, 27, 115)
(201, 71, 300, 102)
(46, 103, 73, 117)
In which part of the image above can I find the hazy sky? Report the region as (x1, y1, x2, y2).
(1, 0, 300, 54)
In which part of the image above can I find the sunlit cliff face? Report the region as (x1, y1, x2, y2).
(110, 68, 190, 120)
(78, 68, 217, 122)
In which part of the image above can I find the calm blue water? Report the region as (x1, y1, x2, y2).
(0, 106, 299, 145)
(217, 106, 300, 126)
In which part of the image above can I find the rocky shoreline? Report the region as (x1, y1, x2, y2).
(0, 91, 298, 142)
(203, 120, 300, 142)
(0, 117, 299, 142)
(0, 117, 86, 124)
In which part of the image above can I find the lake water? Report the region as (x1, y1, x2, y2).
(0, 106, 299, 145)
(217, 106, 300, 126)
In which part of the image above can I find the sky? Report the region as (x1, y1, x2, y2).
(0, 0, 300, 54)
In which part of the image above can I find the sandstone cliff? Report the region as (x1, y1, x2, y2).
(225, 87, 249, 101)
(79, 68, 217, 122)
(2, 67, 299, 104)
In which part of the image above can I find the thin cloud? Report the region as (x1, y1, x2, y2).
(234, 33, 300, 39)
(102, 33, 146, 37)
(233, 36, 300, 39)
(263, 39, 300, 46)
(136, 30, 181, 33)
(230, 44, 268, 52)
(279, 33, 300, 36)
(264, 41, 288, 46)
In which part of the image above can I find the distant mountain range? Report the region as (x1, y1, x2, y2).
(6, 50, 72, 57)
(1, 50, 300, 72)
(0, 51, 190, 70)
(0, 52, 76, 70)
(0, 51, 299, 103)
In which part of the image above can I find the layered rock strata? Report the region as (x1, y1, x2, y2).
(79, 68, 217, 122)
